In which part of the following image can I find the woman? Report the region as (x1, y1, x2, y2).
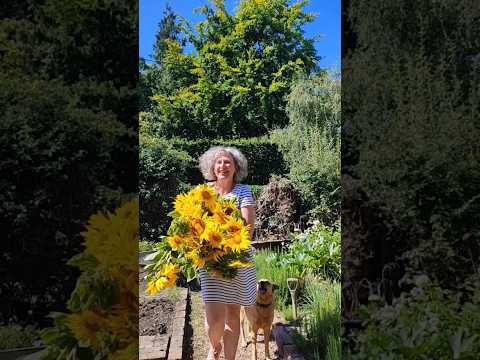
(198, 146, 257, 360)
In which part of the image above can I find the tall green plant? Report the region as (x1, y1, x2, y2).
(295, 278, 341, 360)
(272, 72, 341, 225)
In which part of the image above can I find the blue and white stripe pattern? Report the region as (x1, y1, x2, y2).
(199, 183, 257, 305)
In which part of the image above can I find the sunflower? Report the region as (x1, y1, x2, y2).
(146, 264, 180, 294)
(189, 217, 206, 237)
(200, 224, 224, 248)
(174, 193, 203, 219)
(223, 217, 244, 234)
(168, 235, 183, 250)
(223, 227, 250, 252)
(67, 311, 106, 349)
(221, 201, 238, 216)
(193, 184, 217, 209)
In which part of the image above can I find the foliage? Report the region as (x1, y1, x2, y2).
(139, 241, 156, 252)
(286, 71, 341, 141)
(139, 136, 193, 240)
(168, 137, 287, 185)
(272, 223, 341, 280)
(250, 185, 264, 200)
(144, 0, 318, 139)
(144, 185, 253, 293)
(0, 324, 38, 350)
(1, 0, 137, 325)
(40, 201, 139, 360)
(294, 278, 341, 360)
(272, 73, 341, 226)
(153, 4, 187, 65)
(342, 0, 480, 322)
(254, 250, 295, 313)
(348, 279, 480, 359)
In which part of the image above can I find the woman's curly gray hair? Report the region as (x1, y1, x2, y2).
(198, 146, 248, 182)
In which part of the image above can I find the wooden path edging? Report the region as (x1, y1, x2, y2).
(140, 287, 190, 360)
(272, 321, 305, 360)
(168, 287, 189, 360)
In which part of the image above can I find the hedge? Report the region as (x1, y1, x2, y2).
(168, 137, 287, 185)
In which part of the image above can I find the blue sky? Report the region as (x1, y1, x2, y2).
(139, 0, 340, 70)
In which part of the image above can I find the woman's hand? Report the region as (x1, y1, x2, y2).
(241, 205, 255, 239)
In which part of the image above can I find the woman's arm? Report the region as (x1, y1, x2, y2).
(241, 205, 255, 240)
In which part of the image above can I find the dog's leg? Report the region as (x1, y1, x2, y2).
(250, 328, 258, 360)
(263, 326, 271, 360)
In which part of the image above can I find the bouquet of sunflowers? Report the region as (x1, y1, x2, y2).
(145, 184, 253, 295)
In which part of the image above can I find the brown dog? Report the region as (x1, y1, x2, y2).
(240, 279, 278, 360)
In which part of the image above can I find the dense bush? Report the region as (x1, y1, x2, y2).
(273, 223, 341, 280)
(272, 126, 340, 226)
(342, 0, 480, 322)
(139, 138, 192, 241)
(0, 325, 38, 350)
(168, 137, 287, 185)
(1, 0, 137, 326)
(348, 279, 480, 359)
(271, 72, 341, 226)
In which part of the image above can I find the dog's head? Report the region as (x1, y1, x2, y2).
(256, 279, 278, 300)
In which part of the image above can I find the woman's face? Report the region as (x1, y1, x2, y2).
(213, 153, 236, 181)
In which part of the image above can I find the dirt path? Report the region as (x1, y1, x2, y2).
(190, 290, 280, 360)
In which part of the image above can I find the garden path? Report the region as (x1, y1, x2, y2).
(189, 291, 281, 360)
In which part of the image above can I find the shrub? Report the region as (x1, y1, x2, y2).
(0, 325, 38, 350)
(169, 137, 287, 185)
(348, 281, 480, 359)
(139, 138, 192, 240)
(271, 223, 341, 280)
(271, 126, 340, 226)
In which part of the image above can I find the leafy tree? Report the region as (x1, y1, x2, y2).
(153, 4, 186, 64)
(148, 0, 319, 139)
(272, 72, 341, 225)
(1, 0, 137, 325)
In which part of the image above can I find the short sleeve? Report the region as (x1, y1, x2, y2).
(239, 184, 254, 208)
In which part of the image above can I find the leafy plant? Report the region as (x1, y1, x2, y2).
(40, 201, 139, 359)
(139, 241, 156, 252)
(0, 325, 38, 350)
(348, 281, 480, 359)
(271, 224, 341, 280)
(294, 278, 341, 360)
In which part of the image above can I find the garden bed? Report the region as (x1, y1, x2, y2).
(139, 267, 176, 337)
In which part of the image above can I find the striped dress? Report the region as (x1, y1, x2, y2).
(199, 183, 257, 305)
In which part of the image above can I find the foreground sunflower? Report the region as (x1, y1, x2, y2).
(40, 200, 139, 360)
(145, 184, 253, 294)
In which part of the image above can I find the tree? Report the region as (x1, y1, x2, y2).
(148, 0, 319, 139)
(153, 4, 186, 64)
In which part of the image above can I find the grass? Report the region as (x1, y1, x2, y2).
(254, 249, 341, 360)
(294, 278, 341, 360)
(0, 324, 39, 350)
(254, 249, 301, 315)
